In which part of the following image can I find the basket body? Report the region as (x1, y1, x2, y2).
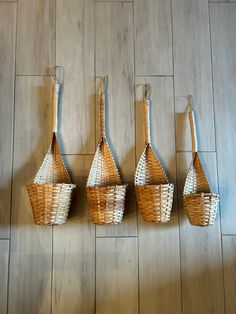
(26, 183, 75, 225)
(183, 153, 220, 226)
(184, 192, 220, 226)
(135, 144, 174, 223)
(135, 183, 174, 223)
(87, 185, 127, 224)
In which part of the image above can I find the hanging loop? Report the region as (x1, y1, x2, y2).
(53, 66, 65, 85)
(188, 95, 198, 153)
(143, 84, 151, 145)
(100, 75, 108, 139)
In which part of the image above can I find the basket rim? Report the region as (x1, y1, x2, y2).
(26, 182, 76, 188)
(87, 184, 128, 189)
(184, 192, 219, 198)
(135, 182, 174, 188)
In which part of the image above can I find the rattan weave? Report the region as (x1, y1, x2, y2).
(183, 96, 220, 226)
(135, 84, 174, 223)
(87, 76, 127, 225)
(26, 69, 76, 225)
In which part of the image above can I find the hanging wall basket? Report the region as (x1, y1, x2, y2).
(183, 96, 220, 226)
(87, 76, 127, 225)
(26, 67, 76, 225)
(135, 84, 174, 223)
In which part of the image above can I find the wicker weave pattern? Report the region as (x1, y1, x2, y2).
(183, 96, 220, 227)
(27, 75, 76, 225)
(87, 76, 127, 225)
(135, 84, 174, 223)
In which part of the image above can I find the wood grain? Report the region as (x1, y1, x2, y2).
(0, 240, 9, 314)
(136, 77, 181, 314)
(173, 0, 215, 152)
(52, 155, 95, 314)
(134, 0, 173, 75)
(8, 77, 53, 314)
(177, 152, 224, 314)
(16, 0, 55, 75)
(222, 236, 236, 314)
(95, 2, 136, 237)
(56, 0, 95, 154)
(96, 238, 138, 314)
(210, 3, 236, 234)
(0, 2, 16, 238)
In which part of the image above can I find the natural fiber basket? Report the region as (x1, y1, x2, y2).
(183, 96, 220, 226)
(26, 68, 76, 225)
(135, 84, 174, 223)
(87, 76, 127, 225)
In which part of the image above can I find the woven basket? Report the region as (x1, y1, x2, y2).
(183, 96, 220, 226)
(135, 84, 174, 223)
(87, 76, 127, 225)
(26, 68, 76, 225)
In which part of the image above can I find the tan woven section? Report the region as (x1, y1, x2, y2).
(135, 86, 174, 223)
(27, 81, 76, 225)
(183, 96, 220, 227)
(87, 76, 127, 225)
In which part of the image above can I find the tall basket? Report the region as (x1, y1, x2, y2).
(87, 76, 127, 225)
(135, 84, 174, 223)
(183, 96, 220, 226)
(26, 67, 76, 225)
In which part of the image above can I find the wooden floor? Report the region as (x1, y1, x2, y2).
(0, 0, 236, 313)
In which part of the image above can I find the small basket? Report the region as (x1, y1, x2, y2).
(87, 76, 127, 225)
(183, 96, 220, 226)
(26, 68, 76, 225)
(135, 84, 174, 223)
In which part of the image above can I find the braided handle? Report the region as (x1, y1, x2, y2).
(188, 95, 198, 153)
(143, 84, 151, 145)
(52, 82, 60, 133)
(100, 75, 108, 138)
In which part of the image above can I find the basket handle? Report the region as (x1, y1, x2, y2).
(52, 66, 64, 133)
(100, 75, 108, 138)
(143, 84, 151, 145)
(188, 95, 198, 153)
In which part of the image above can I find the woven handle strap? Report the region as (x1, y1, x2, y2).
(144, 84, 151, 145)
(188, 95, 198, 153)
(52, 82, 60, 133)
(100, 75, 108, 138)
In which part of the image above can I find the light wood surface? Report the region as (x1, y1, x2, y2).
(8, 77, 53, 314)
(0, 2, 16, 238)
(56, 0, 95, 154)
(210, 3, 236, 234)
(16, 0, 55, 74)
(0, 240, 9, 314)
(95, 2, 137, 237)
(96, 237, 138, 314)
(134, 0, 173, 75)
(136, 77, 181, 314)
(173, 0, 215, 152)
(222, 236, 236, 314)
(52, 155, 95, 314)
(177, 152, 224, 314)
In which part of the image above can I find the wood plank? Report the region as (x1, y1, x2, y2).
(173, 0, 215, 151)
(56, 0, 95, 154)
(134, 0, 173, 75)
(52, 155, 95, 314)
(136, 77, 181, 314)
(210, 3, 236, 233)
(16, 0, 55, 74)
(8, 77, 53, 314)
(222, 236, 236, 314)
(210, 1, 236, 2)
(177, 152, 224, 314)
(96, 238, 138, 314)
(0, 2, 16, 238)
(95, 2, 136, 236)
(0, 240, 9, 314)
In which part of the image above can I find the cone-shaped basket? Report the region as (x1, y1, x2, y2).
(87, 76, 127, 224)
(183, 96, 220, 226)
(26, 68, 76, 225)
(135, 84, 174, 223)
